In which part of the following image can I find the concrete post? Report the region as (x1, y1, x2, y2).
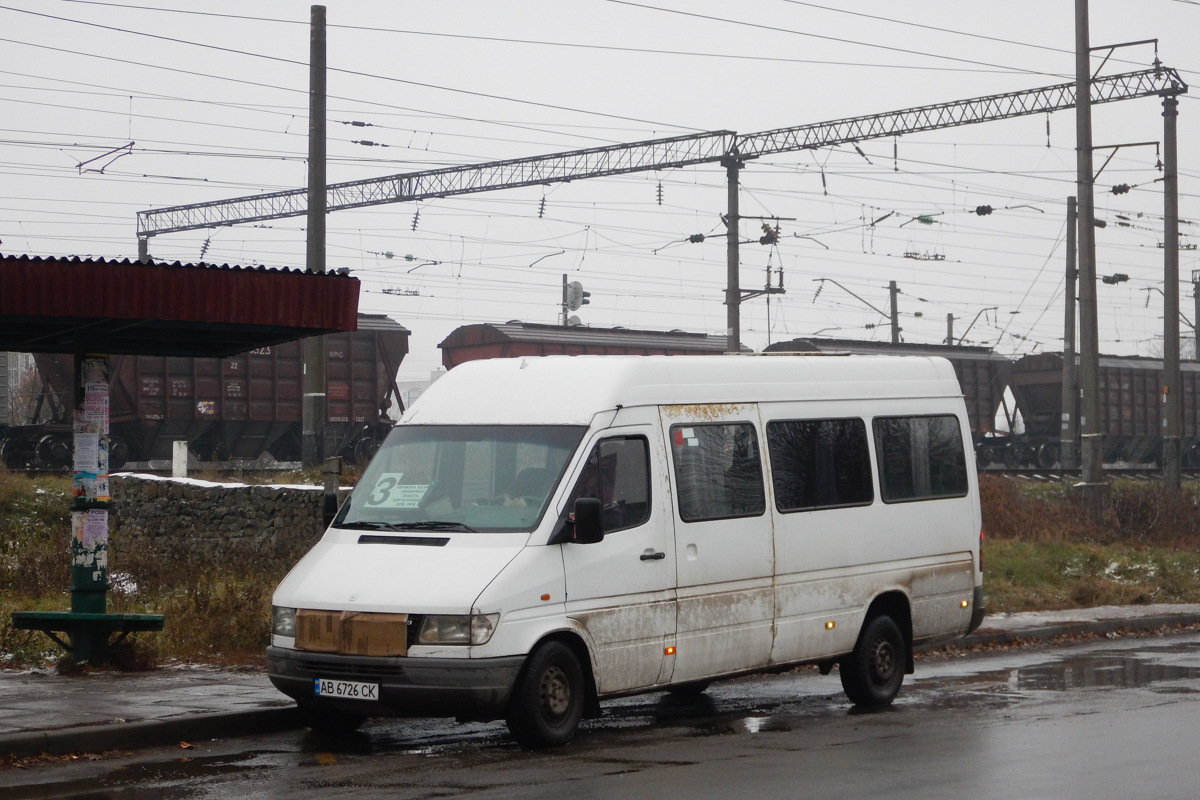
(172, 440, 188, 478)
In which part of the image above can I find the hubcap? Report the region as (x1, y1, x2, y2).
(539, 665, 571, 718)
(869, 638, 896, 685)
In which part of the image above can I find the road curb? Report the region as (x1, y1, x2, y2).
(7, 613, 1200, 761)
(955, 613, 1200, 649)
(0, 706, 302, 761)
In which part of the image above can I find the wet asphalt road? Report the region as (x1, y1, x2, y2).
(5, 631, 1200, 800)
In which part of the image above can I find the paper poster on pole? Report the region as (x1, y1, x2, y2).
(73, 433, 100, 472)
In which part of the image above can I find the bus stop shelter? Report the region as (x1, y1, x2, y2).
(1, 253, 360, 662)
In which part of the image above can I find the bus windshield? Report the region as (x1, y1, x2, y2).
(335, 425, 587, 533)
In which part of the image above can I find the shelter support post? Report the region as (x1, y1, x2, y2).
(11, 354, 163, 663)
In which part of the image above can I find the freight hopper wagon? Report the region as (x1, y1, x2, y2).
(438, 322, 746, 369)
(1, 314, 409, 470)
(1008, 352, 1200, 469)
(762, 338, 1013, 464)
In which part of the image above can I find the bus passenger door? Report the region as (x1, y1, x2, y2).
(660, 404, 775, 683)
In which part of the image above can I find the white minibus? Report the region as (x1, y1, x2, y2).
(268, 354, 984, 747)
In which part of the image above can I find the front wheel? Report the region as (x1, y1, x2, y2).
(506, 641, 585, 748)
(839, 614, 905, 706)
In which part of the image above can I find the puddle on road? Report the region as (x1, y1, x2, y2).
(1001, 654, 1200, 691)
(929, 645, 1200, 696)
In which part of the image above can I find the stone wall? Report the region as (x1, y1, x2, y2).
(110, 474, 350, 568)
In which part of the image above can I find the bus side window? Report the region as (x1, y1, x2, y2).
(873, 414, 968, 503)
(669, 422, 766, 522)
(566, 436, 652, 532)
(766, 418, 874, 512)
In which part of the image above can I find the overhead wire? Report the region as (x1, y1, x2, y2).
(4, 2, 1190, 352)
(599, 0, 1069, 78)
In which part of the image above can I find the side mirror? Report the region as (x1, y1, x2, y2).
(571, 498, 604, 544)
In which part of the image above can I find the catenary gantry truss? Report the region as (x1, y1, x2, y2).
(137, 67, 1187, 239)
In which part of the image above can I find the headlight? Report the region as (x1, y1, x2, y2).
(418, 613, 499, 646)
(272, 606, 297, 638)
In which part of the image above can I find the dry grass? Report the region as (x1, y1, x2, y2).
(0, 469, 324, 668)
(3, 470, 1200, 668)
(978, 474, 1200, 612)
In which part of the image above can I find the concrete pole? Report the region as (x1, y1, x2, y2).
(1061, 197, 1079, 471)
(302, 5, 327, 467)
(306, 5, 327, 274)
(1075, 0, 1104, 489)
(1194, 275, 1200, 359)
(946, 314, 955, 346)
(1194, 277, 1200, 358)
(889, 281, 900, 343)
(723, 155, 742, 354)
(1162, 94, 1181, 488)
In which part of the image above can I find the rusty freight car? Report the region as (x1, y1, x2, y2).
(1008, 352, 1200, 468)
(1, 314, 409, 469)
(438, 321, 744, 369)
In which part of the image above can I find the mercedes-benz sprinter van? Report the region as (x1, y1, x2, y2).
(268, 354, 984, 747)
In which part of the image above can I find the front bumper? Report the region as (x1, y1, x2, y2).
(266, 646, 526, 722)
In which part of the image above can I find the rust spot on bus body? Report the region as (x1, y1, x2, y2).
(660, 403, 753, 421)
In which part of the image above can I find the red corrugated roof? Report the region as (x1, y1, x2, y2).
(0, 254, 360, 357)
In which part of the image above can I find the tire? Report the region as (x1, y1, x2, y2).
(840, 614, 906, 707)
(506, 641, 586, 748)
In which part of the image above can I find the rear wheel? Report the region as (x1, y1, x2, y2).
(840, 614, 905, 706)
(506, 641, 585, 748)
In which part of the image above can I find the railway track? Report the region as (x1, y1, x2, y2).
(980, 466, 1200, 481)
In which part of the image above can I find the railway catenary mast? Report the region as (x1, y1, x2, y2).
(137, 66, 1187, 353)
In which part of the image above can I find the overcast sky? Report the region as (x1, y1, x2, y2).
(3, 0, 1199, 381)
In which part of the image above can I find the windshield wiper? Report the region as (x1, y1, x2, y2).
(337, 520, 406, 532)
(403, 520, 477, 532)
(338, 519, 476, 533)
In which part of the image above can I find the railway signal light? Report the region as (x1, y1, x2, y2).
(566, 281, 591, 311)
